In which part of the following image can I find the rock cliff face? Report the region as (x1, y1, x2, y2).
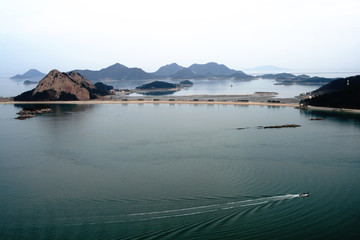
(32, 70, 95, 100)
(14, 70, 104, 101)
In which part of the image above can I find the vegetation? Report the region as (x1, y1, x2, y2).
(303, 75, 360, 109)
(136, 81, 178, 90)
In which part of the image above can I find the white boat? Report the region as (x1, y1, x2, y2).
(299, 192, 309, 197)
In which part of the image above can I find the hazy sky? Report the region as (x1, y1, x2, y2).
(1, 0, 360, 75)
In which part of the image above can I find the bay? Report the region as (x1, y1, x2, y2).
(1, 103, 360, 239)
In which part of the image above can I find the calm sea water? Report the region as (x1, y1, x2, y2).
(1, 103, 360, 239)
(2, 72, 359, 98)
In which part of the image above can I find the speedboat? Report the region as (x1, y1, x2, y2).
(299, 192, 309, 197)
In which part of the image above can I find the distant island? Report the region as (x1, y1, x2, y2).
(260, 73, 337, 85)
(11, 69, 46, 81)
(72, 62, 254, 81)
(179, 80, 193, 86)
(302, 75, 360, 109)
(12, 63, 348, 88)
(14, 70, 112, 101)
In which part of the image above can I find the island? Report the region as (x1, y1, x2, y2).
(14, 70, 112, 101)
(11, 69, 46, 81)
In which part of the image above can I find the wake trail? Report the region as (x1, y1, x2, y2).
(119, 194, 300, 222)
(63, 194, 300, 226)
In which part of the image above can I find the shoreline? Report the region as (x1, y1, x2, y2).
(0, 99, 299, 107)
(303, 105, 360, 114)
(3, 100, 360, 113)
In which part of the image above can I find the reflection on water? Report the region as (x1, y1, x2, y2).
(136, 90, 179, 96)
(300, 108, 360, 127)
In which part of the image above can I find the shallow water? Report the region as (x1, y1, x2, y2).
(1, 104, 360, 239)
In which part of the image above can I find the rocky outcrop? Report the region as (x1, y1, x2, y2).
(32, 70, 95, 100)
(15, 105, 52, 120)
(14, 70, 108, 101)
(236, 124, 301, 130)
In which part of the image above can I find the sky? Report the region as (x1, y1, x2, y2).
(1, 0, 360, 75)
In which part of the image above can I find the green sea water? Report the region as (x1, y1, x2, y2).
(1, 103, 360, 239)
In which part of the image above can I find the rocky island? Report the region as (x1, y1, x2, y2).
(14, 70, 111, 101)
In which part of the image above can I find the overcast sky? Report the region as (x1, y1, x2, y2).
(1, 0, 360, 75)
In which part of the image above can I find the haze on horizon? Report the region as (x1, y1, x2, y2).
(1, 0, 360, 76)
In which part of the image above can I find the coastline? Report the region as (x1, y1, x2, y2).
(303, 105, 360, 114)
(0, 99, 299, 107)
(4, 99, 360, 113)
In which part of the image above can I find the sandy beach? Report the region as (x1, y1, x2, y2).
(1, 99, 299, 107)
(0, 94, 300, 108)
(0, 92, 303, 108)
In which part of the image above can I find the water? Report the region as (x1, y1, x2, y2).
(4, 73, 358, 99)
(130, 79, 318, 98)
(0, 77, 36, 98)
(1, 103, 360, 239)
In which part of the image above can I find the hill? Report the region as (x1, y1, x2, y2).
(229, 72, 255, 81)
(170, 62, 253, 80)
(14, 70, 110, 101)
(11, 69, 46, 80)
(154, 63, 184, 77)
(302, 75, 360, 109)
(74, 63, 157, 81)
(188, 62, 237, 76)
(171, 68, 200, 79)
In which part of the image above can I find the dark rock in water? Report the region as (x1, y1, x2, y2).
(15, 114, 36, 120)
(310, 118, 324, 121)
(263, 124, 301, 129)
(15, 104, 52, 120)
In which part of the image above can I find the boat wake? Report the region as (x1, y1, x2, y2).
(128, 194, 299, 220)
(118, 194, 300, 223)
(64, 194, 300, 226)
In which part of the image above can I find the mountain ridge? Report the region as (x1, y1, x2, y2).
(72, 62, 253, 81)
